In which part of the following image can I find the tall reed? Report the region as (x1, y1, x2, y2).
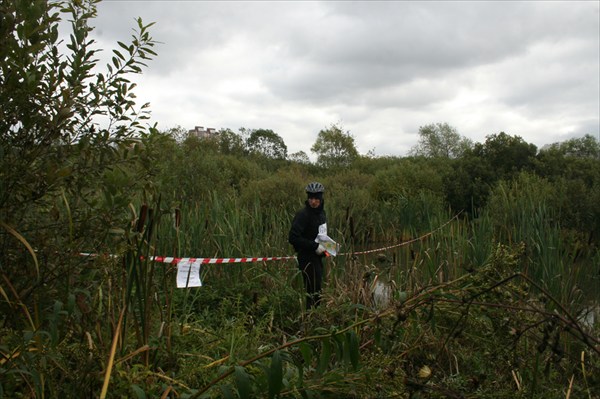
(484, 174, 589, 308)
(149, 175, 597, 328)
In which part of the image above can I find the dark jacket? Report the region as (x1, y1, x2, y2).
(289, 200, 327, 267)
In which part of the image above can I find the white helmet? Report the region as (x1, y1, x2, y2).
(305, 182, 325, 194)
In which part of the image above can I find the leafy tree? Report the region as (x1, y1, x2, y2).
(161, 125, 188, 143)
(0, 0, 157, 347)
(324, 169, 375, 244)
(180, 131, 219, 154)
(288, 150, 311, 164)
(534, 135, 600, 241)
(156, 135, 264, 203)
(541, 134, 600, 159)
(1, 0, 157, 217)
(535, 136, 598, 184)
(217, 128, 246, 155)
(473, 132, 537, 180)
(443, 150, 494, 213)
(311, 124, 359, 168)
(410, 122, 472, 158)
(246, 128, 288, 159)
(352, 154, 403, 175)
(239, 167, 306, 210)
(371, 159, 444, 203)
(443, 132, 538, 214)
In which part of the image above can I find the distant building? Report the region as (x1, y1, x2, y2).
(188, 126, 218, 139)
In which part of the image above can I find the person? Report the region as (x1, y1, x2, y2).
(288, 181, 328, 310)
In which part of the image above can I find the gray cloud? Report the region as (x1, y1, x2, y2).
(85, 0, 598, 157)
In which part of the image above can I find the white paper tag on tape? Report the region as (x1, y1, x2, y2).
(176, 259, 202, 288)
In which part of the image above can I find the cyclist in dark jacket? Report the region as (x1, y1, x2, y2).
(289, 182, 327, 310)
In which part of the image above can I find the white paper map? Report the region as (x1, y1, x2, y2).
(176, 259, 202, 288)
(316, 236, 339, 256)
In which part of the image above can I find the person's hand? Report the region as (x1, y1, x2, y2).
(315, 244, 326, 255)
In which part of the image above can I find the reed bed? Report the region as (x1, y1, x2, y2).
(153, 185, 597, 317)
(3, 180, 597, 398)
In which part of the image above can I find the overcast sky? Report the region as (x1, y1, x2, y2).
(89, 1, 599, 158)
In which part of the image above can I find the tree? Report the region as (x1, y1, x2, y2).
(162, 125, 188, 142)
(542, 134, 600, 159)
(442, 132, 538, 213)
(0, 0, 157, 339)
(246, 128, 288, 159)
(536, 134, 599, 184)
(288, 150, 311, 164)
(371, 159, 445, 202)
(443, 151, 495, 213)
(217, 128, 246, 155)
(410, 122, 472, 158)
(474, 132, 537, 180)
(311, 124, 359, 168)
(534, 135, 600, 239)
(1, 0, 157, 217)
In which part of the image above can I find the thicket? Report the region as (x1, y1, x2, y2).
(1, 1, 599, 398)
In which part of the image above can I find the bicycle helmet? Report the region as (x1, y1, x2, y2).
(305, 182, 325, 194)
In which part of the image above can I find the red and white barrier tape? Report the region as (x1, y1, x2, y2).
(79, 252, 295, 264)
(150, 255, 296, 264)
(80, 214, 459, 266)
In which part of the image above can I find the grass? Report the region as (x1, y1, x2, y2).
(1, 186, 598, 398)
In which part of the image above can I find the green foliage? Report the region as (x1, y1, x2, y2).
(474, 132, 537, 180)
(216, 128, 246, 156)
(162, 125, 189, 143)
(542, 134, 600, 159)
(443, 132, 541, 214)
(322, 169, 375, 246)
(442, 152, 494, 213)
(288, 150, 311, 164)
(1, 2, 598, 397)
(534, 137, 600, 241)
(239, 166, 307, 211)
(351, 154, 403, 175)
(370, 158, 445, 202)
(155, 134, 265, 205)
(268, 350, 283, 398)
(410, 122, 473, 158)
(0, 0, 158, 227)
(0, 0, 160, 396)
(311, 124, 359, 169)
(484, 172, 596, 304)
(246, 128, 288, 160)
